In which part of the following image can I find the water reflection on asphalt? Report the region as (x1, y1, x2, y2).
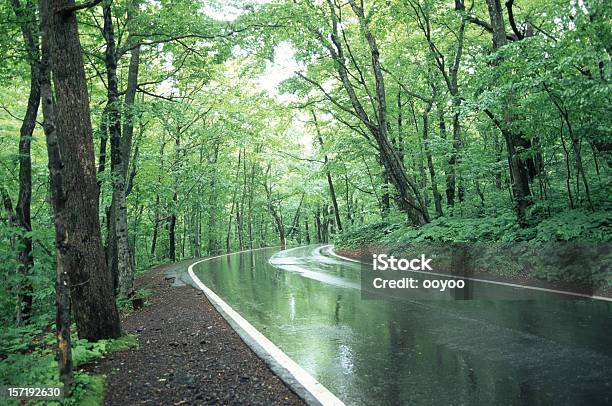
(193, 245, 612, 405)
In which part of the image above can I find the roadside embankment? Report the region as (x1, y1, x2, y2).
(334, 212, 612, 299)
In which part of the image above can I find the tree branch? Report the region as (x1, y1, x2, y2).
(136, 86, 180, 102)
(505, 0, 524, 40)
(465, 15, 518, 41)
(57, 0, 103, 14)
(275, 149, 324, 164)
(380, 66, 432, 104)
(295, 71, 362, 122)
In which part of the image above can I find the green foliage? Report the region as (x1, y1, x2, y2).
(71, 334, 138, 366)
(116, 288, 152, 312)
(338, 209, 611, 247)
(0, 0, 611, 397)
(337, 210, 612, 286)
(65, 373, 106, 406)
(394, 213, 521, 243)
(333, 220, 399, 249)
(0, 223, 55, 327)
(0, 331, 137, 405)
(533, 210, 611, 242)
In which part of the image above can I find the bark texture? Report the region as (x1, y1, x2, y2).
(39, 0, 72, 389)
(103, 0, 134, 298)
(11, 0, 40, 325)
(485, 0, 532, 226)
(42, 0, 121, 340)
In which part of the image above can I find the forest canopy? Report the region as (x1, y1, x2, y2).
(0, 0, 610, 398)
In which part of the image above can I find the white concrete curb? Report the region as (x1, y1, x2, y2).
(187, 248, 345, 406)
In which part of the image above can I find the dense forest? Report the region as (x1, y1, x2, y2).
(0, 0, 610, 401)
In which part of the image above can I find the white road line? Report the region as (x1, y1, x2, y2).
(325, 245, 612, 302)
(187, 248, 345, 406)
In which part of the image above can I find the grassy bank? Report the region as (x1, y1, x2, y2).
(335, 209, 612, 289)
(0, 327, 137, 405)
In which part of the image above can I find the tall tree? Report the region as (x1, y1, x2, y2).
(9, 0, 40, 324)
(407, 0, 467, 208)
(483, 0, 532, 226)
(102, 0, 135, 299)
(298, 0, 430, 226)
(41, 0, 121, 340)
(423, 83, 443, 217)
(312, 110, 342, 232)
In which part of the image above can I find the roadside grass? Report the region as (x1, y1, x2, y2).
(0, 322, 138, 406)
(0, 262, 160, 406)
(335, 209, 612, 288)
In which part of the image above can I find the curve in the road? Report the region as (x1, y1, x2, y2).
(187, 248, 345, 406)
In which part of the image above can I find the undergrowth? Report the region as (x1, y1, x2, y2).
(335, 209, 612, 287)
(0, 323, 137, 405)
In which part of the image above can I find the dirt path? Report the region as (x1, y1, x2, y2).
(87, 260, 304, 405)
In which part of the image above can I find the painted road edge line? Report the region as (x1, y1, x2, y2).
(325, 245, 612, 302)
(187, 251, 345, 406)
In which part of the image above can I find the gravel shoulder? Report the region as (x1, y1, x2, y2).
(86, 259, 304, 405)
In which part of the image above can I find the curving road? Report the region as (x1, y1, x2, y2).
(190, 245, 612, 405)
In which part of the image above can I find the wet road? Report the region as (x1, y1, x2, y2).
(191, 245, 612, 405)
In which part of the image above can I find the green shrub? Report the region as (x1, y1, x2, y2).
(0, 331, 137, 405)
(335, 209, 612, 287)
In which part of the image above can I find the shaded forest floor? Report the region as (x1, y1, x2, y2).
(85, 260, 303, 405)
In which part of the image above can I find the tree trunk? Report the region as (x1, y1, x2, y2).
(96, 106, 109, 189)
(493, 130, 503, 189)
(150, 195, 160, 257)
(321, 206, 329, 243)
(381, 165, 390, 217)
(446, 96, 460, 208)
(485, 0, 532, 226)
(120, 0, 141, 182)
(435, 102, 454, 209)
(11, 0, 40, 325)
(236, 149, 247, 250)
(39, 14, 73, 387)
(396, 91, 405, 163)
(312, 111, 342, 232)
(42, 0, 121, 340)
(103, 0, 134, 298)
(423, 96, 443, 217)
(264, 165, 286, 247)
(169, 128, 182, 261)
(208, 141, 220, 254)
(559, 119, 575, 209)
(342, 166, 353, 226)
(545, 87, 594, 210)
(289, 193, 304, 239)
(118, 0, 141, 276)
(305, 219, 311, 244)
(226, 150, 241, 252)
(315, 208, 322, 243)
(247, 157, 256, 249)
(169, 191, 177, 261)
